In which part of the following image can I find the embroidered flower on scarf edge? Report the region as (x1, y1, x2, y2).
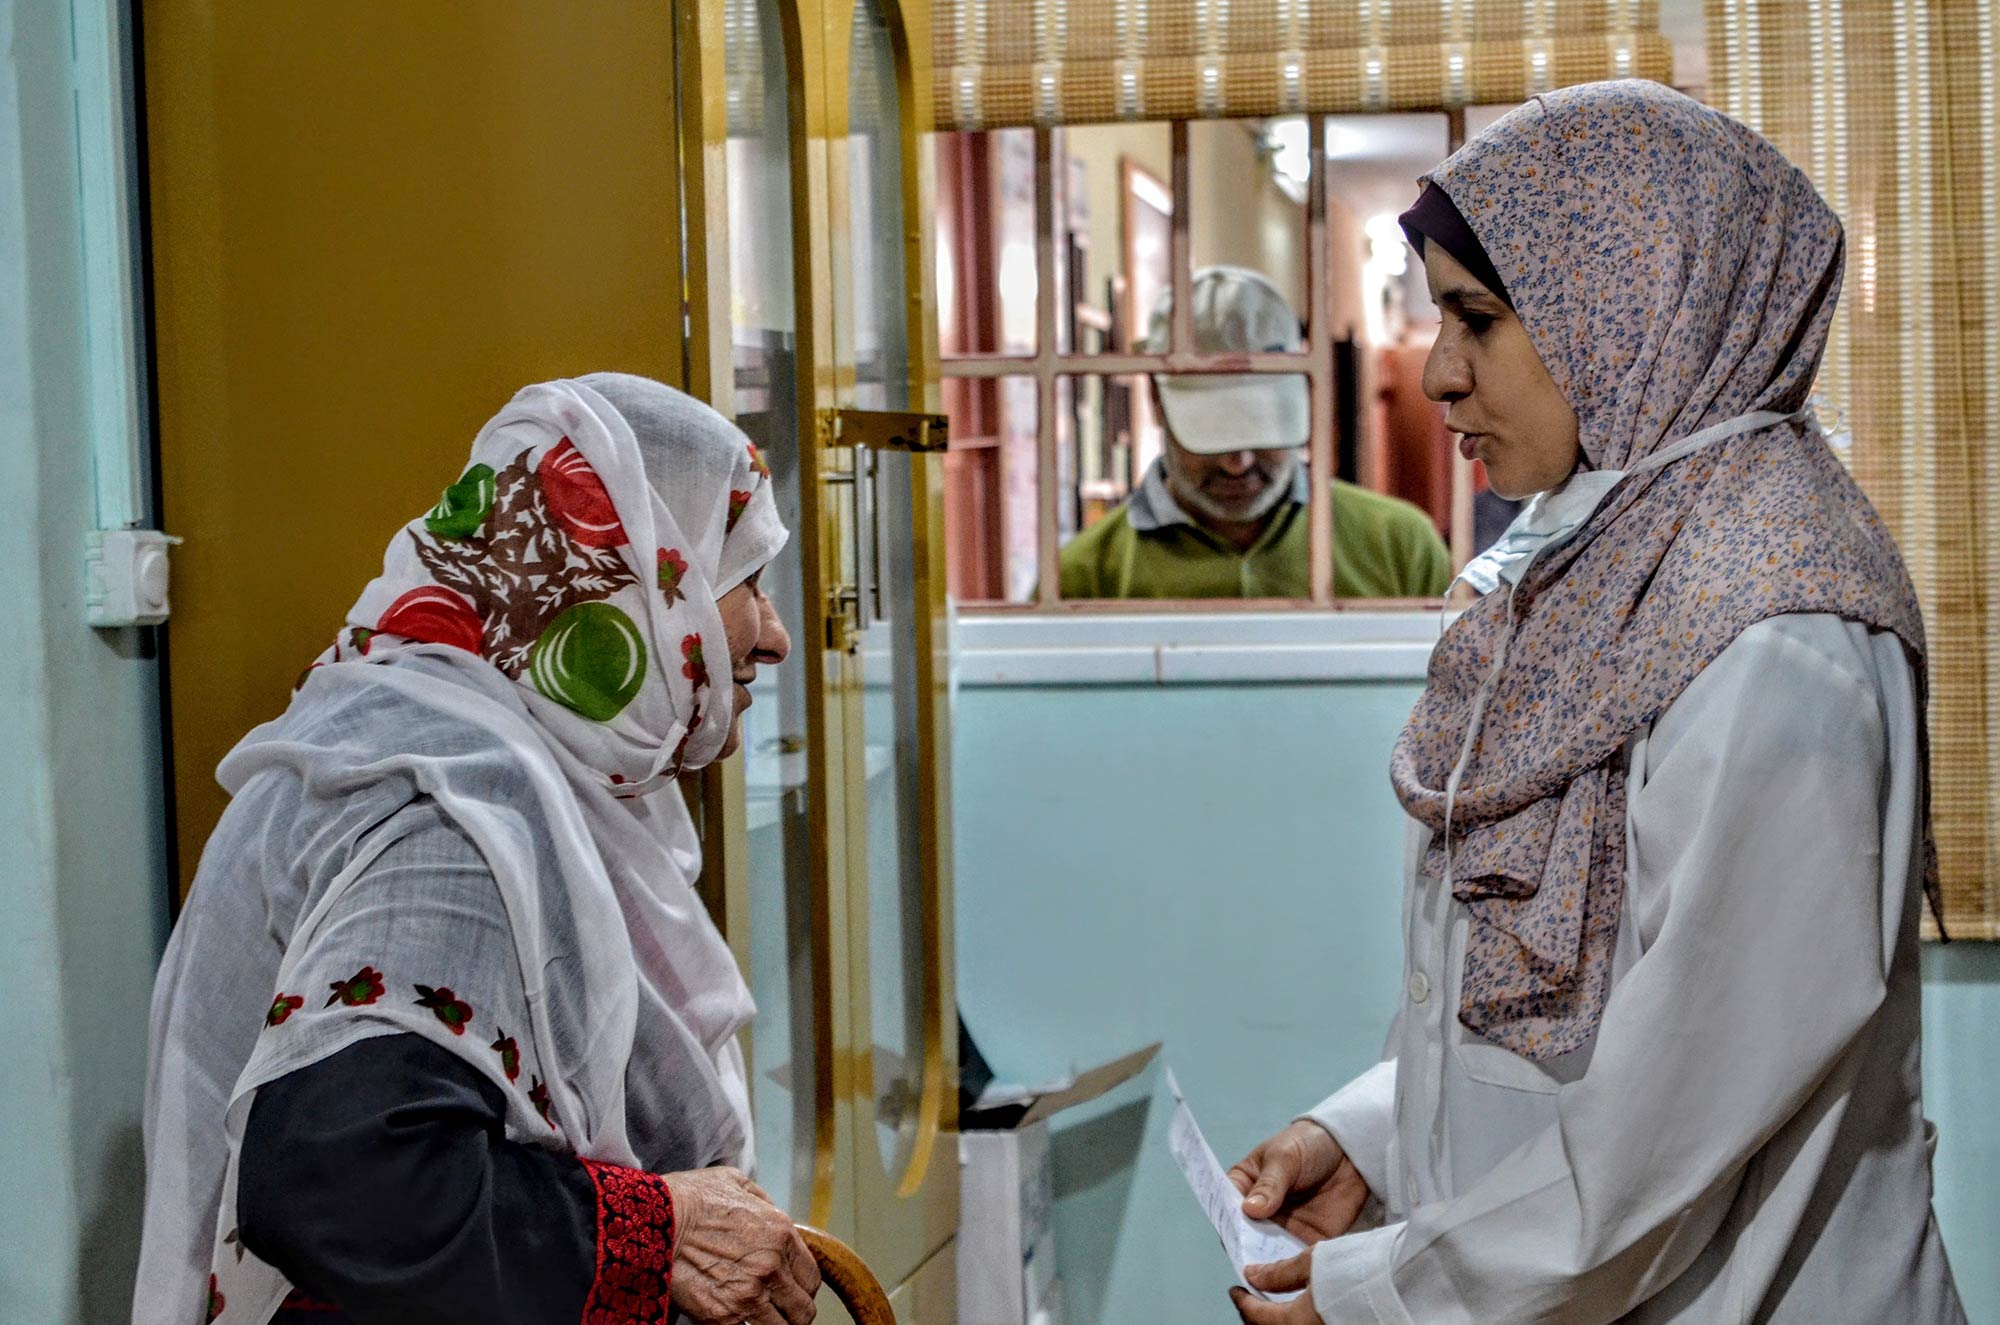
(413, 983, 475, 1036)
(324, 966, 387, 1009)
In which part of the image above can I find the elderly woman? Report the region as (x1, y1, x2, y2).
(134, 375, 817, 1325)
(1227, 84, 1966, 1323)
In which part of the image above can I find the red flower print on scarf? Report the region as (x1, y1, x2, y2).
(348, 627, 374, 656)
(726, 489, 752, 532)
(680, 634, 709, 689)
(325, 966, 387, 1009)
(206, 1274, 225, 1322)
(529, 1075, 556, 1129)
(264, 994, 304, 1028)
(376, 586, 484, 655)
(657, 548, 689, 607)
(491, 1031, 521, 1082)
(539, 438, 628, 548)
(747, 442, 770, 480)
(414, 984, 474, 1036)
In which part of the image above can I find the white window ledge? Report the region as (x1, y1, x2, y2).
(949, 609, 1445, 687)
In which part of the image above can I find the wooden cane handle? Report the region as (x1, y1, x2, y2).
(795, 1224, 897, 1325)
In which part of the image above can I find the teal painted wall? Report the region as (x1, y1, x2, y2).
(0, 3, 170, 1319)
(1923, 943, 2000, 1320)
(953, 680, 2000, 1324)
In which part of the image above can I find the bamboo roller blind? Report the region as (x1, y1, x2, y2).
(1709, 0, 2000, 940)
(933, 0, 1673, 130)
(723, 3, 1676, 137)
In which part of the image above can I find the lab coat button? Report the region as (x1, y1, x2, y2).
(1407, 970, 1431, 1004)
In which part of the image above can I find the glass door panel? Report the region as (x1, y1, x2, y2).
(715, 0, 953, 1290)
(727, 0, 821, 1220)
(831, 0, 957, 1292)
(845, 0, 930, 1184)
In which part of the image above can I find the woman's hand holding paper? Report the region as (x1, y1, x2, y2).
(1223, 1120, 1371, 1323)
(1228, 1119, 1370, 1243)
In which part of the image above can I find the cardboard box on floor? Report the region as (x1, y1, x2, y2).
(957, 1043, 1161, 1325)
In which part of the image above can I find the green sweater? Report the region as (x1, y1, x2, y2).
(1059, 472, 1452, 600)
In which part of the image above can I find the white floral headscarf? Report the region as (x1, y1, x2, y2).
(135, 377, 786, 1325)
(305, 375, 785, 795)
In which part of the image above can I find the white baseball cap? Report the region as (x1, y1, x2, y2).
(1145, 265, 1310, 455)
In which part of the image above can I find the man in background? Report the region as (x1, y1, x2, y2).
(1060, 266, 1451, 600)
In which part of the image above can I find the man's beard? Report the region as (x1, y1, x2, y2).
(1170, 454, 1299, 527)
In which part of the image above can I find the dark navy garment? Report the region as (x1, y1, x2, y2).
(238, 1035, 599, 1324)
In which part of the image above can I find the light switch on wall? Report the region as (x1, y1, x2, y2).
(85, 528, 182, 628)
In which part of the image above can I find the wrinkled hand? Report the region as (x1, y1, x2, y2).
(1227, 1119, 1370, 1244)
(663, 1167, 820, 1324)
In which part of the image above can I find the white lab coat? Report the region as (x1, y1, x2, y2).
(1304, 614, 1965, 1323)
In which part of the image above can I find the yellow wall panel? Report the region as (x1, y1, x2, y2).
(143, 4, 685, 887)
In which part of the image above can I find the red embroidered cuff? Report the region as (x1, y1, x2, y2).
(578, 1159, 676, 1324)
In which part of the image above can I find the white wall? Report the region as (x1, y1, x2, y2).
(0, 3, 170, 1318)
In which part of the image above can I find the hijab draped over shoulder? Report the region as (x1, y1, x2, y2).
(1389, 82, 1931, 1061)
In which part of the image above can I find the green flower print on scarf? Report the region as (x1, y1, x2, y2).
(425, 464, 497, 540)
(530, 601, 649, 721)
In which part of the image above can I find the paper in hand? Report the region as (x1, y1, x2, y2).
(1165, 1068, 1307, 1301)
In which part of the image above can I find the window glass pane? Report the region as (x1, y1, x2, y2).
(1324, 111, 1451, 521)
(1188, 118, 1310, 335)
(934, 128, 1037, 359)
(1057, 370, 1359, 604)
(942, 113, 1554, 607)
(1325, 110, 1525, 561)
(1058, 122, 1173, 358)
(943, 375, 1038, 603)
(1063, 372, 1122, 527)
